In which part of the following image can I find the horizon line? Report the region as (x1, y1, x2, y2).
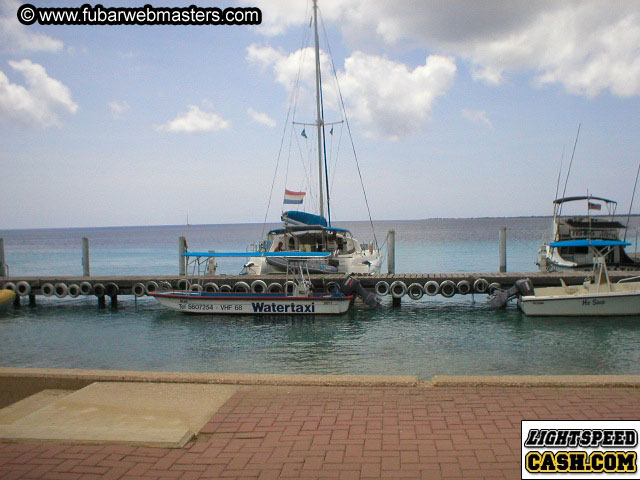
(3, 213, 639, 232)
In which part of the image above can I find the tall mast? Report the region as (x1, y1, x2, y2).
(312, 0, 324, 218)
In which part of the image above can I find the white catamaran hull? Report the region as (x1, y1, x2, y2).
(151, 292, 353, 315)
(247, 252, 381, 276)
(519, 291, 640, 316)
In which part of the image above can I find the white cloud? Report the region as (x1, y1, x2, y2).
(251, 0, 310, 36)
(0, 0, 63, 53)
(461, 109, 493, 129)
(247, 44, 333, 105)
(252, 0, 640, 98)
(246, 44, 285, 72)
(462, 3, 640, 97)
(158, 105, 230, 133)
(338, 53, 456, 139)
(471, 66, 504, 86)
(248, 107, 276, 127)
(0, 59, 78, 127)
(248, 44, 456, 139)
(108, 100, 130, 118)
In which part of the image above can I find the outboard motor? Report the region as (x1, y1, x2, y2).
(340, 276, 380, 307)
(515, 278, 534, 297)
(488, 278, 533, 309)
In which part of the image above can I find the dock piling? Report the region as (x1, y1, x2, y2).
(499, 227, 507, 273)
(388, 230, 399, 305)
(179, 236, 187, 275)
(0, 238, 6, 277)
(387, 229, 395, 274)
(82, 237, 90, 277)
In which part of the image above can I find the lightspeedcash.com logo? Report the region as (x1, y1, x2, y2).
(522, 421, 640, 479)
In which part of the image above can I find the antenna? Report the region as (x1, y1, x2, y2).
(559, 123, 581, 216)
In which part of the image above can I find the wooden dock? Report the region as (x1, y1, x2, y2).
(4, 231, 640, 306)
(3, 271, 640, 306)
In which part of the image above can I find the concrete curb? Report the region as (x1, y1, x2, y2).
(0, 367, 422, 408)
(431, 375, 640, 387)
(0, 367, 421, 387)
(3, 368, 640, 407)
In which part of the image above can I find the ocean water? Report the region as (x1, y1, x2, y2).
(2, 217, 640, 379)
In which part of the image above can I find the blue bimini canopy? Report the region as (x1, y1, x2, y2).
(183, 251, 331, 258)
(282, 211, 328, 227)
(267, 226, 351, 235)
(550, 240, 632, 247)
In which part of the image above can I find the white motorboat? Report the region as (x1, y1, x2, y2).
(536, 195, 640, 272)
(150, 290, 353, 315)
(151, 254, 355, 315)
(521, 240, 640, 316)
(245, 0, 382, 276)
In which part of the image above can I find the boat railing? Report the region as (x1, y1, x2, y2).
(284, 258, 314, 297)
(185, 252, 215, 277)
(246, 240, 270, 253)
(183, 251, 332, 278)
(617, 276, 640, 284)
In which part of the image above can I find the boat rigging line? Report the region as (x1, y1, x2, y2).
(559, 123, 581, 216)
(260, 0, 379, 255)
(319, 8, 379, 249)
(623, 160, 640, 241)
(553, 145, 565, 201)
(259, 3, 311, 240)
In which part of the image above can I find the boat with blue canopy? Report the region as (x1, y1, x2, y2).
(536, 195, 640, 272)
(549, 239, 632, 247)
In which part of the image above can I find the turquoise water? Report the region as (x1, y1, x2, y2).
(2, 218, 640, 379)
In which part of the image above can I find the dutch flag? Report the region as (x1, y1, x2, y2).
(284, 189, 305, 204)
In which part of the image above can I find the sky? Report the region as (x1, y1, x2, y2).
(1, 0, 640, 229)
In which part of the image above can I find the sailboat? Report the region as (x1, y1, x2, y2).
(244, 0, 382, 276)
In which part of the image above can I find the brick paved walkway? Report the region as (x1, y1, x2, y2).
(0, 385, 639, 479)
